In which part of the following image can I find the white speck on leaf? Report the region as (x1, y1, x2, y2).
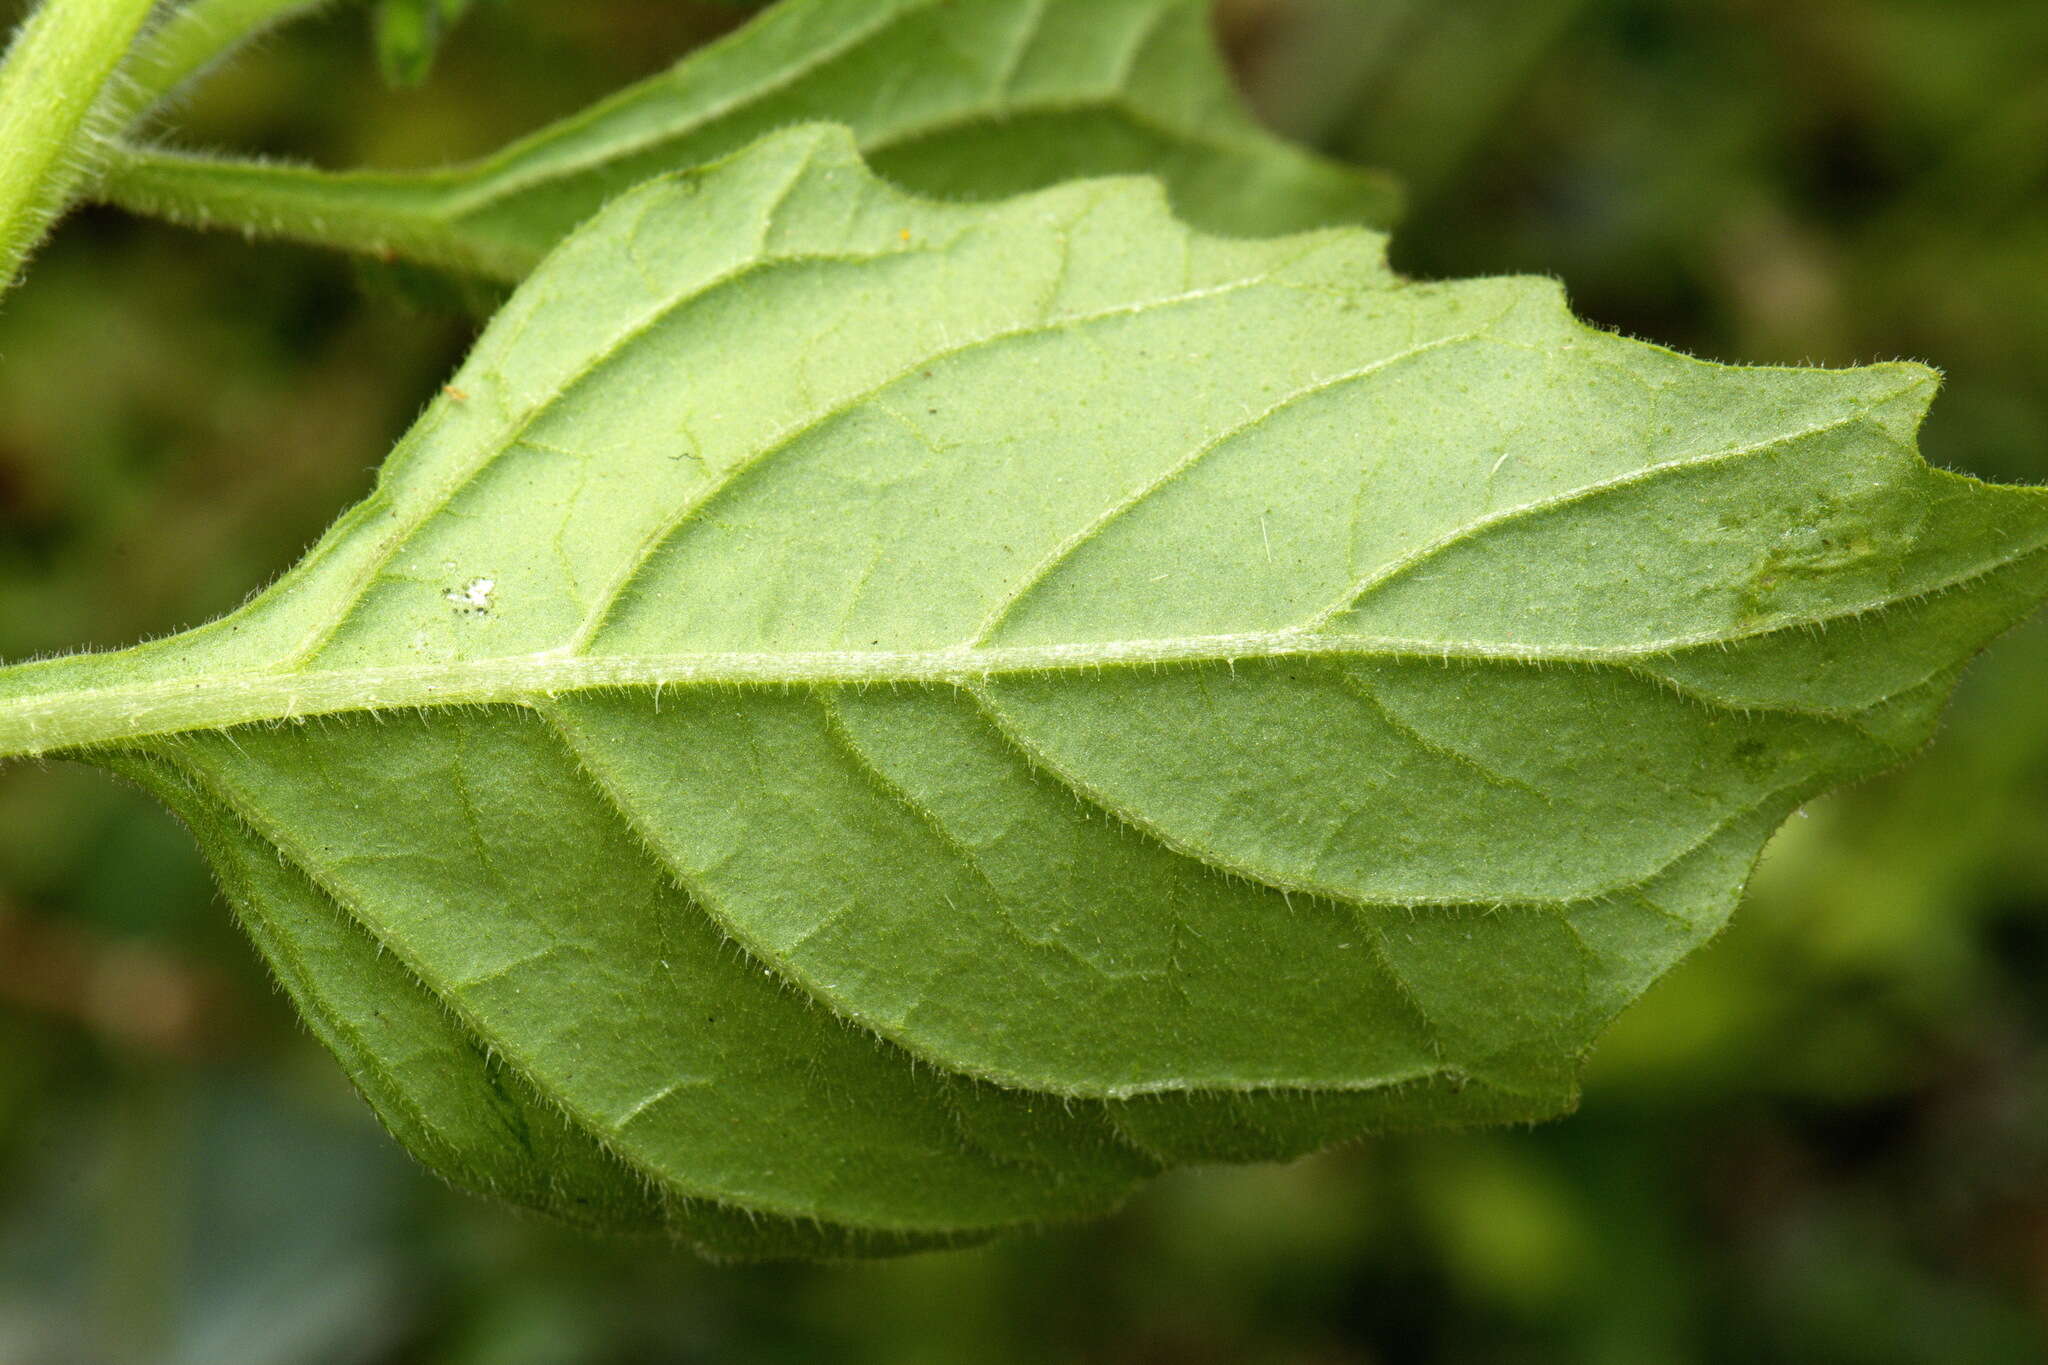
(446, 577, 496, 613)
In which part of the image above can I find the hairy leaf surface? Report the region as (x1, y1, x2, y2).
(100, 0, 1398, 280)
(5, 126, 2046, 1254)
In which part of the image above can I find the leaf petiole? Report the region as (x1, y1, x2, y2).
(96, 142, 531, 279)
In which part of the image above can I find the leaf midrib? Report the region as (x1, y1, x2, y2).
(10, 406, 2041, 764)
(5, 529, 2035, 766)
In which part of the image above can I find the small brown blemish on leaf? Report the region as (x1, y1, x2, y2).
(443, 385, 470, 402)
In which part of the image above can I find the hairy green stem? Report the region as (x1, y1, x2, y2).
(97, 143, 532, 278)
(0, 0, 160, 294)
(111, 0, 347, 128)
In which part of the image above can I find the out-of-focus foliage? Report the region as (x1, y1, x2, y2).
(103, 0, 1402, 280)
(1, 0, 2044, 1360)
(373, 0, 479, 87)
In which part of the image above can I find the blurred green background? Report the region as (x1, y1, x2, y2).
(3, 1, 2046, 1360)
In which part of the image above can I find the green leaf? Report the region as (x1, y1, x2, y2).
(6, 126, 2045, 1253)
(372, 0, 474, 88)
(97, 0, 1401, 281)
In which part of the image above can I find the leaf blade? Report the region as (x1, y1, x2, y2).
(97, 0, 1400, 279)
(9, 125, 2047, 1249)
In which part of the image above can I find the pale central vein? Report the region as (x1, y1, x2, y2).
(0, 603, 1920, 760)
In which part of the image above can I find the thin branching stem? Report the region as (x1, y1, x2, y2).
(0, 0, 160, 295)
(110, 0, 346, 129)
